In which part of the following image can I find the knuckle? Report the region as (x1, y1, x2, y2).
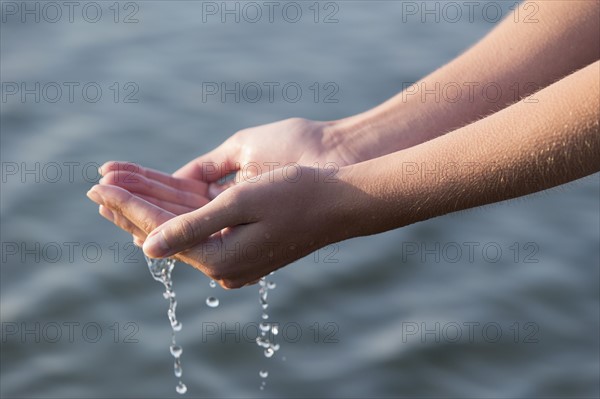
(170, 217, 198, 246)
(138, 216, 156, 235)
(106, 190, 130, 215)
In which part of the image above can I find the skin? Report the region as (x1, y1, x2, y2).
(87, 1, 600, 288)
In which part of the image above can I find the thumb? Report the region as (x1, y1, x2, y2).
(173, 141, 240, 183)
(142, 197, 239, 258)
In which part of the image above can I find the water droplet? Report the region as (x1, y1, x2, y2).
(259, 288, 268, 301)
(261, 303, 268, 310)
(271, 325, 279, 335)
(267, 281, 276, 289)
(259, 322, 270, 332)
(170, 344, 182, 358)
(259, 370, 268, 378)
(261, 313, 269, 320)
(206, 296, 219, 308)
(271, 343, 280, 351)
(264, 348, 274, 358)
(176, 381, 187, 394)
(172, 321, 182, 332)
(259, 278, 266, 287)
(256, 337, 270, 348)
(209, 279, 216, 288)
(174, 359, 182, 378)
(259, 386, 264, 391)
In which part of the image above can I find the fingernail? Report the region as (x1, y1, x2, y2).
(99, 205, 114, 221)
(143, 231, 170, 258)
(98, 166, 103, 176)
(87, 188, 103, 204)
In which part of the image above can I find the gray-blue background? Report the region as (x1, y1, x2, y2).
(1, 1, 599, 397)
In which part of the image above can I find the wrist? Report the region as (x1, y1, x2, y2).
(324, 163, 396, 241)
(323, 103, 424, 165)
(320, 113, 389, 164)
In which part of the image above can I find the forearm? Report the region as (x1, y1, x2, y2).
(336, 61, 599, 238)
(327, 0, 599, 162)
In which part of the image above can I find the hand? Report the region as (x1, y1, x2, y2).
(172, 117, 361, 198)
(96, 117, 358, 245)
(88, 165, 354, 288)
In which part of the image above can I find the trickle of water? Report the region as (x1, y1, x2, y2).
(144, 255, 187, 395)
(255, 275, 281, 390)
(209, 279, 217, 288)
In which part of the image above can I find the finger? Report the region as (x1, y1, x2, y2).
(133, 235, 145, 247)
(100, 161, 209, 194)
(100, 170, 209, 210)
(173, 141, 241, 183)
(99, 204, 147, 238)
(87, 184, 175, 236)
(90, 185, 214, 276)
(208, 180, 236, 199)
(136, 193, 197, 215)
(142, 192, 249, 258)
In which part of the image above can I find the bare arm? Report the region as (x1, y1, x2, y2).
(338, 61, 600, 238)
(329, 0, 600, 163)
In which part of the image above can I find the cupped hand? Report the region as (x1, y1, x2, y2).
(172, 117, 360, 197)
(88, 165, 353, 288)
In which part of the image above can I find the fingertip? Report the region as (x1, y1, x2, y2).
(143, 230, 171, 258)
(99, 205, 114, 221)
(87, 185, 102, 204)
(99, 161, 117, 176)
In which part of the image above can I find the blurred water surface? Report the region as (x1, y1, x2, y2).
(1, 1, 599, 397)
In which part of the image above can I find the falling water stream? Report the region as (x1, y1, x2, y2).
(145, 256, 278, 393)
(255, 275, 280, 390)
(144, 255, 187, 395)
